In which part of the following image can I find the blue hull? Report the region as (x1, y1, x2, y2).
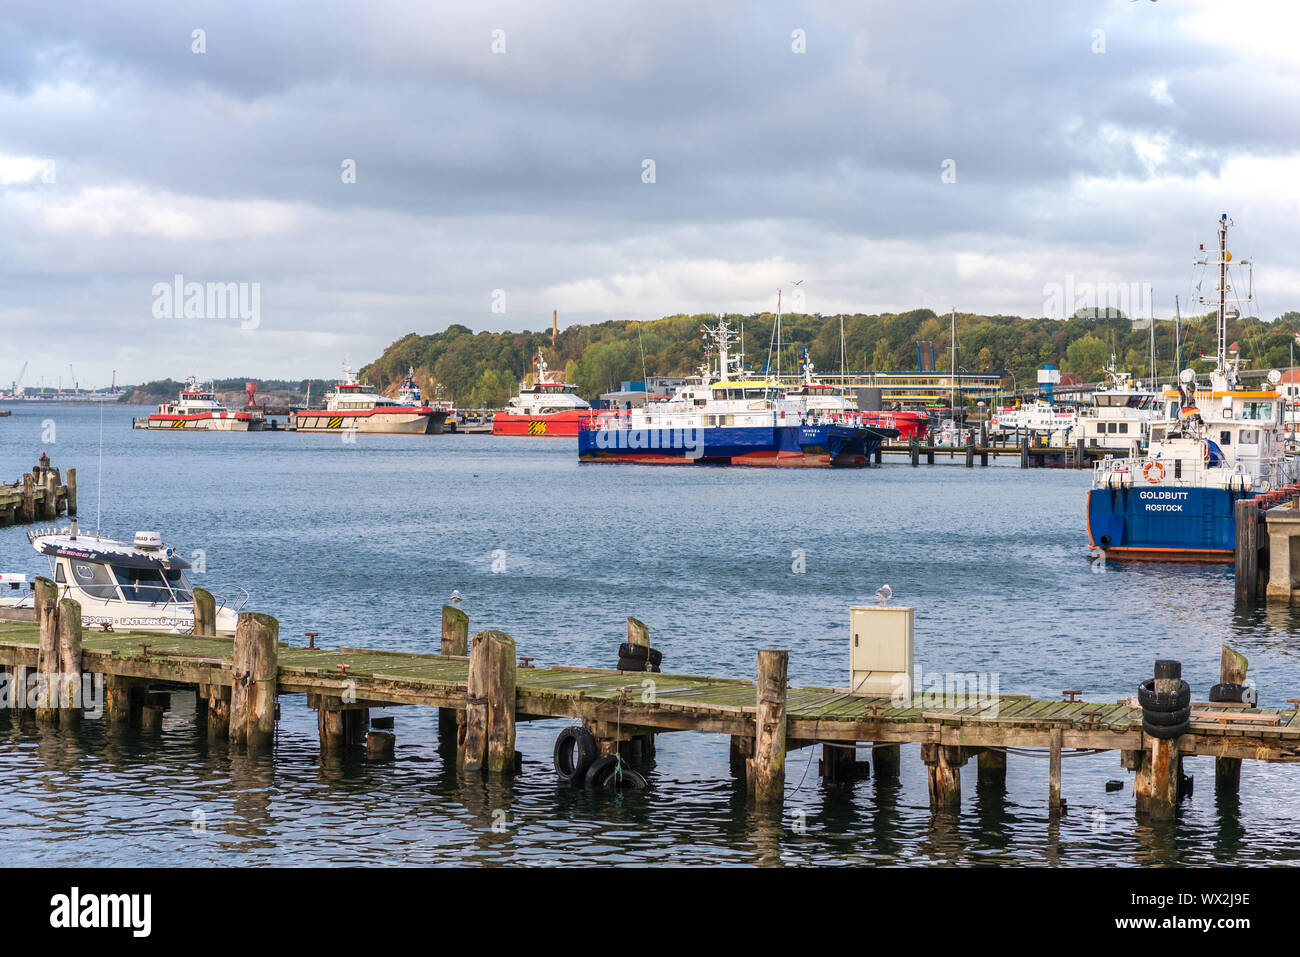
(1086, 485, 1251, 560)
(578, 423, 893, 467)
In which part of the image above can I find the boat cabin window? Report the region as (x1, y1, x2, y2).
(55, 563, 66, 584)
(1241, 401, 1273, 421)
(70, 560, 118, 600)
(1240, 429, 1260, 445)
(1151, 427, 1166, 442)
(112, 565, 172, 603)
(1219, 431, 1231, 445)
(164, 569, 192, 601)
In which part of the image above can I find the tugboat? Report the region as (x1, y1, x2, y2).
(133, 377, 266, 431)
(1087, 214, 1295, 560)
(290, 362, 445, 434)
(492, 350, 602, 436)
(579, 316, 894, 467)
(0, 523, 248, 633)
(787, 348, 929, 440)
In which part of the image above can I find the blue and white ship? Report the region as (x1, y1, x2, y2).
(579, 316, 895, 467)
(1087, 214, 1295, 561)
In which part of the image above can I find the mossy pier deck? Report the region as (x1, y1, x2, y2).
(1, 599, 1296, 819)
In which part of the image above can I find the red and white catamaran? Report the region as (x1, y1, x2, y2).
(492, 350, 603, 436)
(133, 377, 266, 431)
(290, 363, 445, 434)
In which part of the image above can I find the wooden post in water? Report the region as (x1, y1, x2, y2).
(1048, 727, 1063, 810)
(1135, 659, 1182, 819)
(458, 631, 492, 771)
(1215, 645, 1248, 795)
(105, 675, 141, 725)
(56, 598, 83, 727)
(192, 588, 216, 636)
(439, 605, 469, 740)
(926, 445, 935, 466)
(872, 744, 900, 780)
(1075, 438, 1086, 470)
(34, 577, 59, 724)
(1019, 436, 1029, 469)
(485, 630, 518, 774)
(922, 743, 961, 809)
(43, 471, 58, 519)
(909, 438, 919, 467)
(625, 616, 655, 757)
(1234, 500, 1259, 604)
(748, 649, 788, 806)
(65, 468, 76, 515)
(207, 684, 231, 738)
(977, 747, 1007, 788)
(20, 474, 34, 523)
(228, 612, 278, 750)
(315, 698, 345, 752)
(964, 431, 974, 468)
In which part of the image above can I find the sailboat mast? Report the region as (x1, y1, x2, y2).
(950, 308, 956, 416)
(1218, 215, 1228, 371)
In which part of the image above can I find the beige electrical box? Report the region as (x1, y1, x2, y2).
(849, 605, 913, 697)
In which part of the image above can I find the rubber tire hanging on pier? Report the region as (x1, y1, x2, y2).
(1209, 682, 1257, 707)
(584, 755, 648, 793)
(553, 725, 600, 782)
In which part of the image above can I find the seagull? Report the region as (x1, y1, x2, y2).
(875, 584, 892, 605)
(449, 589, 463, 607)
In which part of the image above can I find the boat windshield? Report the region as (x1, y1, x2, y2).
(112, 565, 178, 604)
(165, 568, 193, 601)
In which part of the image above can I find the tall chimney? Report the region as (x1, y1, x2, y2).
(552, 309, 557, 341)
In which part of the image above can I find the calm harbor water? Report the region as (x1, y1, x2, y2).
(2, 403, 1299, 866)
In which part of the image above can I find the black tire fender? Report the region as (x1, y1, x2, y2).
(553, 725, 599, 782)
(617, 643, 663, 666)
(1137, 678, 1190, 712)
(1142, 704, 1191, 727)
(584, 755, 649, 792)
(1143, 716, 1189, 740)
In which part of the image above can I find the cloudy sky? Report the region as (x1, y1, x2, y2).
(2, 0, 1298, 387)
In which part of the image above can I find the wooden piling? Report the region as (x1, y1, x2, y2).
(909, 438, 919, 467)
(192, 588, 216, 636)
(977, 747, 1007, 788)
(965, 431, 974, 468)
(1135, 660, 1182, 819)
(20, 474, 34, 523)
(228, 612, 278, 750)
(105, 674, 141, 725)
(439, 605, 469, 738)
(1234, 499, 1260, 604)
(458, 631, 492, 772)
(207, 684, 231, 739)
(926, 446, 935, 465)
(1215, 645, 1248, 795)
(729, 734, 754, 781)
(34, 577, 59, 724)
(1048, 727, 1063, 810)
(56, 598, 83, 727)
(820, 742, 858, 783)
(872, 743, 900, 780)
(748, 649, 788, 805)
(43, 471, 58, 519)
(625, 617, 656, 757)
(1019, 436, 1029, 469)
(923, 743, 962, 809)
(65, 468, 76, 515)
(1074, 438, 1086, 470)
(315, 700, 344, 752)
(366, 730, 396, 758)
(484, 630, 517, 774)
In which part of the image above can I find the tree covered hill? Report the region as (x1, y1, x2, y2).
(359, 308, 1300, 407)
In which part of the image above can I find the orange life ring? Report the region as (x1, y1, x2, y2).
(1203, 443, 1210, 463)
(1143, 461, 1165, 484)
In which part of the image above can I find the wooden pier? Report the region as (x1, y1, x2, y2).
(0, 455, 75, 527)
(1234, 488, 1300, 602)
(880, 434, 1108, 469)
(2, 592, 1297, 821)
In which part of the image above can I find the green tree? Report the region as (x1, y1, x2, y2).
(1065, 334, 1109, 380)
